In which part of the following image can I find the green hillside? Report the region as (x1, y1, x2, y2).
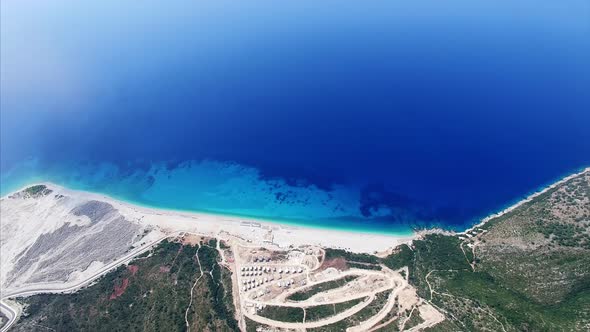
(13, 239, 239, 332)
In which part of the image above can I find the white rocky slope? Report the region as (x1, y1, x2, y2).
(0, 185, 160, 293)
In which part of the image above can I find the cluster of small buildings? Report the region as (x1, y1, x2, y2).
(242, 278, 298, 292)
(242, 277, 273, 291)
(240, 264, 305, 293)
(253, 256, 271, 262)
(241, 266, 267, 277)
(240, 265, 304, 277)
(276, 279, 295, 288)
(277, 267, 304, 274)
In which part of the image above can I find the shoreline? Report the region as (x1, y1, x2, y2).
(3, 166, 588, 249)
(0, 179, 414, 238)
(460, 166, 590, 235)
(2, 182, 415, 254)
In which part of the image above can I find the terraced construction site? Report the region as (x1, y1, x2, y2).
(226, 242, 443, 331)
(1, 184, 440, 332)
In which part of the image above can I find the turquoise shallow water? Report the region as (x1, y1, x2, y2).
(1, 158, 586, 236)
(0, 159, 417, 235)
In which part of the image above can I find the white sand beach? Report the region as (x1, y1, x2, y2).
(2, 183, 415, 255)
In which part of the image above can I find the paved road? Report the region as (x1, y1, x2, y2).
(0, 232, 180, 332)
(0, 301, 18, 332)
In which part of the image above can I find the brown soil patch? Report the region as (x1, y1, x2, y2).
(181, 234, 202, 245)
(127, 265, 139, 276)
(110, 278, 130, 300)
(320, 257, 348, 271)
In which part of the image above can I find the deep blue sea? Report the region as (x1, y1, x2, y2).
(1, 0, 589, 234)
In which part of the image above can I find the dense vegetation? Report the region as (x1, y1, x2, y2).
(381, 244, 414, 270)
(347, 262, 382, 270)
(14, 239, 238, 332)
(256, 305, 304, 323)
(324, 248, 380, 263)
(381, 172, 590, 331)
(378, 232, 590, 331)
(322, 248, 384, 271)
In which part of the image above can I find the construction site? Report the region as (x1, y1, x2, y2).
(218, 233, 444, 332)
